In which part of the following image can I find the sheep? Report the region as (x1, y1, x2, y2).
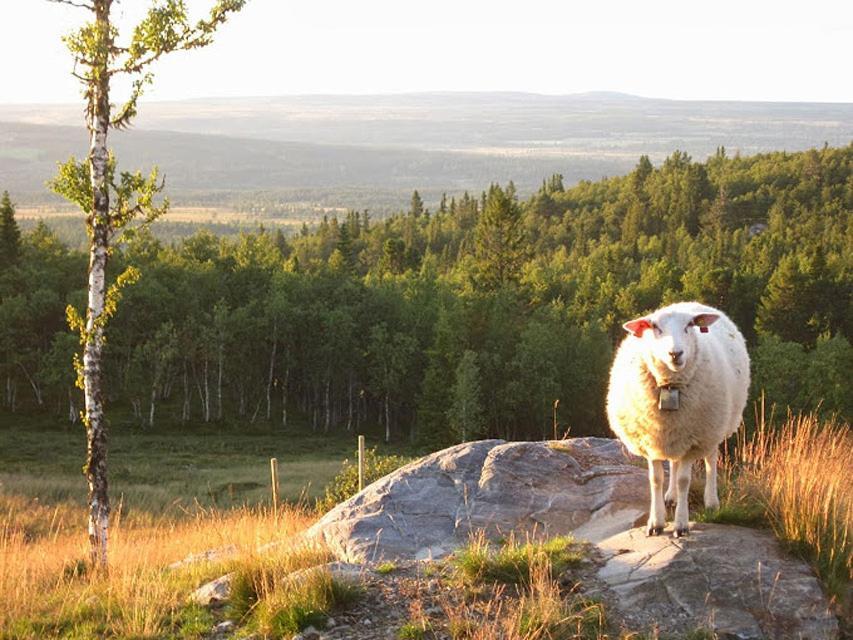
(606, 301, 750, 538)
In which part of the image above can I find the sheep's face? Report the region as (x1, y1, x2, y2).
(623, 310, 719, 373)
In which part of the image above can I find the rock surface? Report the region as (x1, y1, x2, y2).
(596, 523, 839, 639)
(306, 438, 647, 563)
(190, 572, 233, 606)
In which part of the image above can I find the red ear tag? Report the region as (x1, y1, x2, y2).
(700, 326, 709, 333)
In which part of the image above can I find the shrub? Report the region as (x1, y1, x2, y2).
(316, 446, 412, 513)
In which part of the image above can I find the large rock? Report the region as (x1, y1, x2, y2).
(596, 523, 839, 639)
(306, 438, 648, 563)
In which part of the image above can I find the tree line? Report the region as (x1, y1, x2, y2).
(0, 144, 850, 445)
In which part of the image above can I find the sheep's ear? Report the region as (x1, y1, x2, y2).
(623, 317, 652, 337)
(691, 313, 719, 334)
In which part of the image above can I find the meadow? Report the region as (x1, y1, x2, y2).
(0, 410, 849, 639)
(0, 412, 362, 520)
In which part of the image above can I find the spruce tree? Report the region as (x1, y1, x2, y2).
(0, 191, 20, 267)
(410, 190, 424, 218)
(474, 183, 528, 289)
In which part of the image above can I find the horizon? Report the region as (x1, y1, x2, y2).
(2, 89, 853, 108)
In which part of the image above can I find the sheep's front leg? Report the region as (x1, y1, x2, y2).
(646, 458, 666, 536)
(673, 458, 693, 538)
(664, 459, 678, 507)
(704, 448, 720, 510)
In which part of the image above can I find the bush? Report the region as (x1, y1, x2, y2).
(316, 447, 412, 513)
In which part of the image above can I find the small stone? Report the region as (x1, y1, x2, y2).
(362, 618, 372, 626)
(190, 573, 233, 606)
(213, 620, 235, 634)
(300, 626, 321, 640)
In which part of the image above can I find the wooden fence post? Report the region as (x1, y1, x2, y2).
(358, 435, 365, 492)
(553, 399, 560, 440)
(270, 457, 279, 519)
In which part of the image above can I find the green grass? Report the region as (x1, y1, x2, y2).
(0, 410, 403, 516)
(451, 533, 586, 586)
(398, 620, 429, 639)
(376, 561, 399, 575)
(232, 564, 362, 636)
(694, 503, 767, 528)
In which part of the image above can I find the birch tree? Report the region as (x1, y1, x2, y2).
(48, 0, 245, 570)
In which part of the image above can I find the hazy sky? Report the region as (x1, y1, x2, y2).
(1, 0, 851, 104)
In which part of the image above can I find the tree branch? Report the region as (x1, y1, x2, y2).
(46, 0, 95, 11)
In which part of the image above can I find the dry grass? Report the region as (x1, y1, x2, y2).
(0, 501, 315, 639)
(715, 410, 852, 601)
(443, 551, 627, 640)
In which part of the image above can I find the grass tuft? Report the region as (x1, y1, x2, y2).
(452, 532, 585, 586)
(246, 569, 362, 636)
(376, 560, 398, 575)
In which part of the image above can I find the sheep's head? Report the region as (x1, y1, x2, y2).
(623, 308, 719, 373)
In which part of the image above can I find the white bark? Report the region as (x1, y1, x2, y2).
(266, 326, 276, 421)
(83, 25, 112, 565)
(17, 363, 43, 406)
(148, 384, 156, 428)
(324, 377, 331, 433)
(346, 377, 353, 432)
(281, 366, 289, 428)
(203, 357, 210, 422)
(216, 342, 223, 421)
(182, 359, 190, 422)
(384, 393, 391, 443)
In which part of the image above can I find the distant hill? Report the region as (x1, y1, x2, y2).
(1, 92, 850, 213)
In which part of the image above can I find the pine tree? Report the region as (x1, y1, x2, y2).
(0, 191, 21, 268)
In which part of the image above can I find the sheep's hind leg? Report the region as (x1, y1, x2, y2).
(704, 448, 720, 511)
(673, 458, 693, 538)
(646, 459, 666, 536)
(664, 459, 678, 508)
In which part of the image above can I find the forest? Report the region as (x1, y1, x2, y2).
(0, 144, 850, 447)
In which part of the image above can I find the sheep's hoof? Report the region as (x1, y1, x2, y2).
(673, 527, 689, 538)
(646, 525, 664, 537)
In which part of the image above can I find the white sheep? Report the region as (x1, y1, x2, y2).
(606, 301, 750, 537)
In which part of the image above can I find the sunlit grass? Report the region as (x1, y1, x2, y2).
(452, 532, 585, 586)
(0, 502, 315, 639)
(711, 411, 852, 601)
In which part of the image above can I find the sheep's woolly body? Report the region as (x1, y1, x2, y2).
(606, 302, 750, 462)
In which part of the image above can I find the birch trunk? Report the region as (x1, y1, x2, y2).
(266, 325, 276, 421)
(384, 393, 391, 443)
(68, 387, 78, 424)
(281, 366, 289, 428)
(324, 376, 331, 434)
(346, 377, 353, 432)
(148, 384, 156, 428)
(216, 341, 223, 421)
(17, 363, 43, 406)
(182, 359, 190, 423)
(82, 1, 112, 566)
(203, 357, 211, 422)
